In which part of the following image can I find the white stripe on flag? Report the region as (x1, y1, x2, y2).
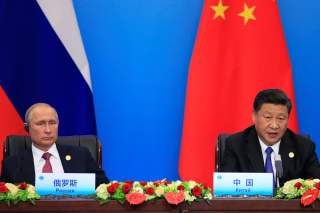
(36, 0, 92, 90)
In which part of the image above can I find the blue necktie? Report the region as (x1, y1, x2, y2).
(265, 147, 275, 186)
(265, 147, 273, 173)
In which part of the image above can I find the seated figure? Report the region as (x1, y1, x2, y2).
(1, 103, 109, 187)
(220, 89, 320, 186)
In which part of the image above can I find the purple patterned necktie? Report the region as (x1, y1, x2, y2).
(42, 152, 53, 173)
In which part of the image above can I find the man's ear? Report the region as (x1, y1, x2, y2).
(252, 111, 257, 124)
(24, 123, 29, 132)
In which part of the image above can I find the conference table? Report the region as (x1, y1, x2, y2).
(0, 198, 319, 213)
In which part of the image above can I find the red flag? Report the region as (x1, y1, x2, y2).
(179, 0, 298, 188)
(0, 86, 26, 170)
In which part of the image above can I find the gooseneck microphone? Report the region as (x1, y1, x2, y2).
(275, 153, 283, 187)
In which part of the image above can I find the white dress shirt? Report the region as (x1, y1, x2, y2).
(32, 143, 64, 173)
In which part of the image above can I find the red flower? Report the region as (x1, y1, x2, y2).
(154, 180, 162, 186)
(140, 181, 147, 186)
(164, 192, 185, 205)
(19, 182, 28, 190)
(107, 183, 119, 195)
(124, 180, 133, 185)
(126, 192, 146, 205)
(294, 182, 302, 189)
(0, 182, 6, 186)
(315, 182, 320, 190)
(0, 184, 8, 193)
(202, 184, 211, 191)
(145, 187, 154, 195)
(301, 189, 319, 207)
(163, 180, 171, 185)
(177, 185, 185, 191)
(112, 182, 120, 188)
(202, 183, 209, 188)
(191, 186, 202, 197)
(122, 183, 132, 194)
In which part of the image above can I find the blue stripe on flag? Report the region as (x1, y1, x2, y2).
(0, 0, 96, 135)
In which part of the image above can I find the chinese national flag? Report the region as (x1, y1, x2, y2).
(179, 0, 298, 188)
(0, 86, 26, 171)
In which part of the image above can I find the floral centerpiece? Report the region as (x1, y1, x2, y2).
(276, 178, 320, 207)
(96, 180, 212, 205)
(0, 182, 40, 205)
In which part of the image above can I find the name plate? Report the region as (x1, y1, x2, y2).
(35, 173, 95, 195)
(214, 172, 273, 197)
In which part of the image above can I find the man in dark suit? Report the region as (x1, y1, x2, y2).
(1, 103, 108, 187)
(221, 89, 320, 186)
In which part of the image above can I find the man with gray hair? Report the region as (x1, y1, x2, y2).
(1, 103, 108, 187)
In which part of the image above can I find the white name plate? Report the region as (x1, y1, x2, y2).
(214, 172, 273, 197)
(35, 173, 95, 195)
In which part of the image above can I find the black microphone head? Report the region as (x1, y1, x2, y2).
(275, 154, 283, 178)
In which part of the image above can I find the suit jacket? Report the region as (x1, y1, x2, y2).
(220, 126, 320, 186)
(1, 144, 109, 187)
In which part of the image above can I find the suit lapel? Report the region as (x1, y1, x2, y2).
(279, 132, 296, 183)
(19, 149, 36, 184)
(57, 145, 72, 172)
(246, 128, 265, 172)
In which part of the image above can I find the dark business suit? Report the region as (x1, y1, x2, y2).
(1, 144, 109, 187)
(221, 125, 320, 186)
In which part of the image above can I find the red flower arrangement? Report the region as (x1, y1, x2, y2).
(276, 178, 320, 207)
(0, 182, 40, 205)
(96, 180, 212, 205)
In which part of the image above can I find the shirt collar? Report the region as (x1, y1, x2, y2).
(258, 136, 280, 155)
(32, 143, 60, 162)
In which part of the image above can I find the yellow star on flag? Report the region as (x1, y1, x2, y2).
(238, 3, 256, 25)
(211, 0, 229, 20)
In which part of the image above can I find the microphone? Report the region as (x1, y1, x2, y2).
(274, 153, 283, 187)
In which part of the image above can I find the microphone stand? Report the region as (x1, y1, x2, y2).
(274, 154, 283, 196)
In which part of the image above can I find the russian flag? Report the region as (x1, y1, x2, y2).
(0, 0, 96, 158)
